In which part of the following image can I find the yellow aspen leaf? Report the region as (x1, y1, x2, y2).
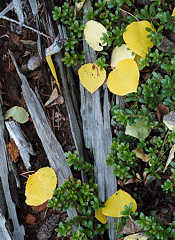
(78, 63, 106, 93)
(172, 8, 175, 16)
(124, 233, 148, 240)
(111, 44, 135, 69)
(46, 55, 60, 88)
(95, 208, 107, 224)
(25, 167, 57, 206)
(84, 20, 107, 51)
(107, 59, 139, 96)
(102, 189, 137, 217)
(123, 21, 155, 58)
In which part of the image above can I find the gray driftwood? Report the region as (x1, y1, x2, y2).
(5, 120, 36, 170)
(9, 50, 78, 221)
(80, 1, 117, 239)
(0, 97, 25, 240)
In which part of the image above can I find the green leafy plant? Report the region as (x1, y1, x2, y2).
(48, 151, 107, 240)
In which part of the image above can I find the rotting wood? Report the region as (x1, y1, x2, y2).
(0, 96, 25, 240)
(9, 50, 78, 221)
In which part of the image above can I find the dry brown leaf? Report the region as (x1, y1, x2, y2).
(121, 217, 143, 234)
(7, 138, 19, 163)
(31, 201, 48, 213)
(135, 148, 150, 162)
(25, 214, 36, 225)
(44, 88, 59, 107)
(157, 103, 169, 122)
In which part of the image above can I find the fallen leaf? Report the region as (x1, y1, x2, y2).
(135, 148, 150, 162)
(125, 119, 151, 140)
(102, 189, 137, 217)
(111, 44, 135, 69)
(172, 8, 175, 16)
(25, 167, 57, 206)
(25, 214, 36, 225)
(4, 106, 29, 124)
(46, 55, 60, 88)
(74, 0, 85, 16)
(78, 63, 106, 93)
(121, 217, 143, 234)
(124, 233, 148, 240)
(44, 88, 59, 107)
(157, 103, 169, 121)
(31, 201, 48, 213)
(84, 20, 107, 51)
(163, 111, 175, 130)
(163, 144, 175, 173)
(107, 59, 139, 96)
(7, 138, 19, 163)
(95, 208, 107, 224)
(123, 21, 155, 58)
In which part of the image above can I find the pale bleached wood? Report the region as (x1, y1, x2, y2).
(0, 97, 25, 240)
(9, 50, 77, 221)
(80, 1, 117, 239)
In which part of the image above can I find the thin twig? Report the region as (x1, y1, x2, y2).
(120, 8, 139, 21)
(0, 15, 53, 39)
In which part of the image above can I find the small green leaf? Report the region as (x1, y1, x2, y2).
(4, 106, 29, 123)
(125, 119, 151, 140)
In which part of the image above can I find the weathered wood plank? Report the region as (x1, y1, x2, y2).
(9, 50, 78, 221)
(0, 97, 25, 240)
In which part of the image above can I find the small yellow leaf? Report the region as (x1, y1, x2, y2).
(172, 8, 175, 16)
(107, 59, 139, 96)
(95, 208, 107, 224)
(124, 233, 148, 240)
(46, 55, 60, 88)
(78, 63, 106, 93)
(135, 148, 150, 162)
(84, 20, 107, 51)
(111, 44, 135, 69)
(74, 0, 85, 16)
(102, 189, 137, 217)
(123, 21, 155, 58)
(25, 167, 57, 206)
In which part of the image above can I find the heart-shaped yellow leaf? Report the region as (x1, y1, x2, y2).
(84, 20, 107, 51)
(107, 59, 139, 96)
(78, 63, 106, 93)
(102, 189, 137, 217)
(95, 208, 107, 224)
(25, 167, 57, 206)
(111, 44, 135, 69)
(123, 21, 155, 58)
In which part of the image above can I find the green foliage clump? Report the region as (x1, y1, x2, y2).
(161, 162, 175, 194)
(48, 151, 107, 240)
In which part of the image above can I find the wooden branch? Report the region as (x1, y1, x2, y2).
(0, 97, 25, 240)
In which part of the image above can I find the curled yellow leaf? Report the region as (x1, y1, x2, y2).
(25, 167, 57, 206)
(111, 44, 135, 69)
(84, 20, 107, 51)
(95, 208, 107, 224)
(102, 189, 137, 217)
(107, 59, 139, 96)
(123, 21, 155, 58)
(78, 63, 106, 93)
